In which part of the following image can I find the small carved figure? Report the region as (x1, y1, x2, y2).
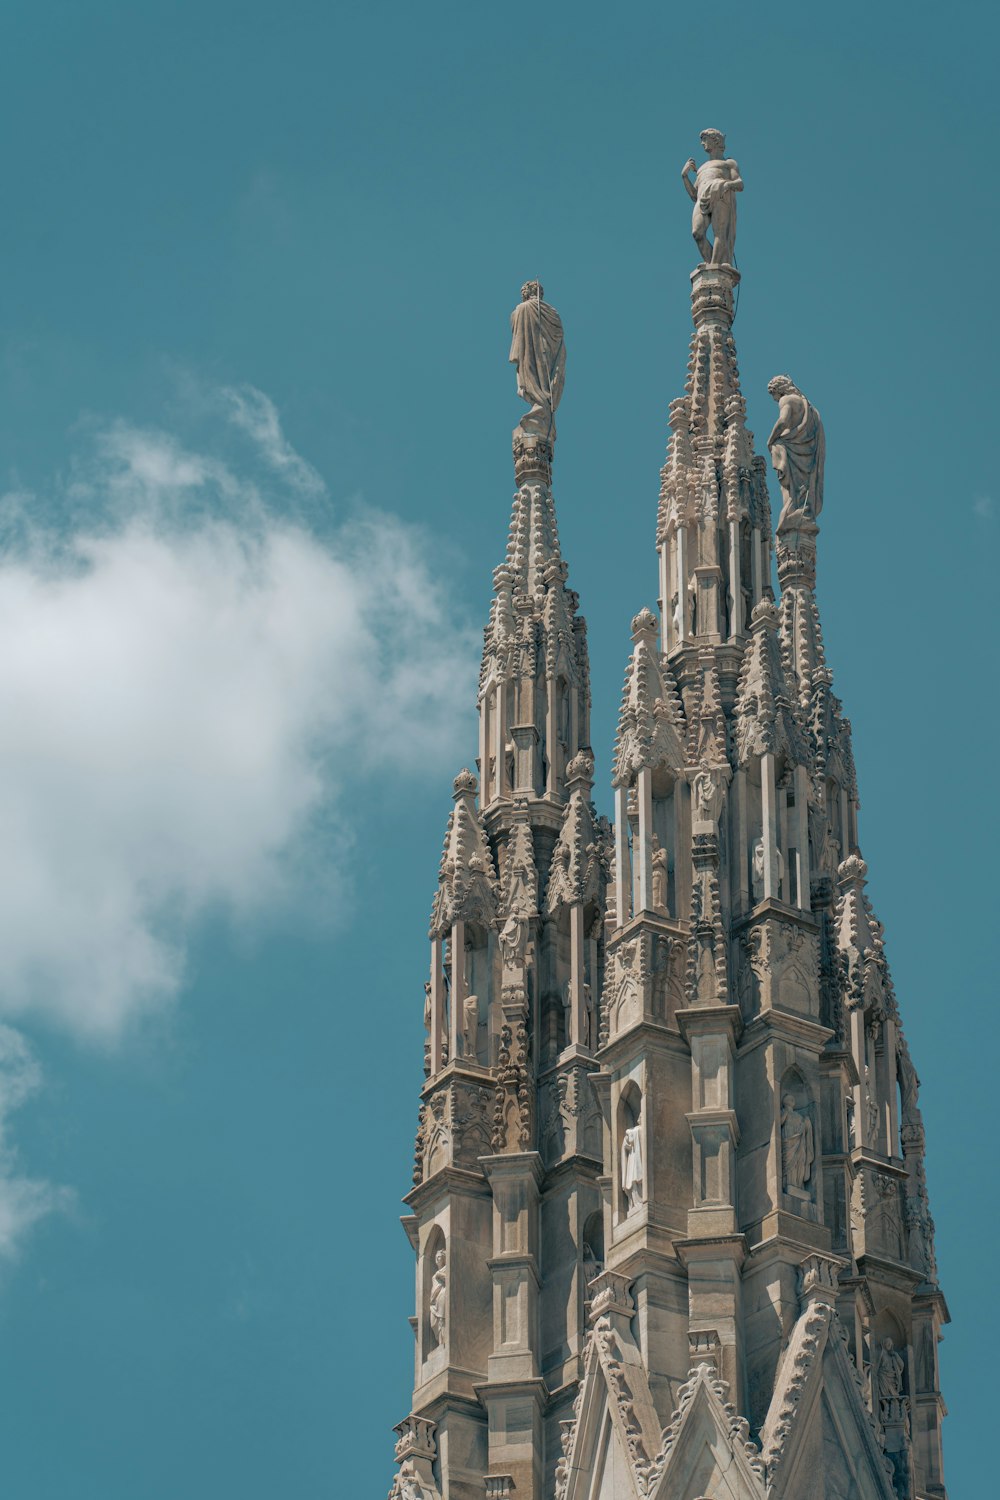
(751, 836, 784, 901)
(582, 1240, 602, 1285)
(865, 1064, 880, 1145)
(582, 982, 595, 1049)
(509, 281, 566, 441)
(621, 1123, 644, 1212)
(429, 1248, 447, 1345)
(681, 129, 744, 266)
(651, 838, 669, 912)
(396, 1461, 422, 1500)
(781, 1092, 814, 1193)
(463, 994, 479, 1061)
(423, 981, 432, 1033)
(561, 980, 573, 1045)
(767, 376, 825, 533)
(875, 1337, 905, 1403)
(499, 914, 524, 970)
(671, 590, 682, 641)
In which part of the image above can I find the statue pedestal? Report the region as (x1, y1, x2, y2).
(512, 431, 552, 487)
(690, 262, 740, 329)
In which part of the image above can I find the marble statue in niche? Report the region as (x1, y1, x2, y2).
(429, 1248, 447, 1345)
(751, 835, 783, 902)
(767, 375, 825, 533)
(680, 128, 743, 266)
(875, 1338, 905, 1404)
(509, 281, 566, 441)
(463, 994, 479, 1061)
(781, 1092, 815, 1194)
(651, 837, 669, 912)
(621, 1123, 644, 1212)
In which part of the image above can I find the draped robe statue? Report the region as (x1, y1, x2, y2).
(509, 281, 566, 441)
(780, 1092, 814, 1192)
(429, 1248, 447, 1345)
(621, 1124, 644, 1212)
(767, 376, 826, 533)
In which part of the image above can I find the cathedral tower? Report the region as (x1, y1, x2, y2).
(389, 144, 947, 1500)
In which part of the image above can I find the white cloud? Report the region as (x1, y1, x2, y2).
(221, 384, 324, 495)
(973, 494, 994, 521)
(0, 1025, 72, 1260)
(0, 406, 476, 1043)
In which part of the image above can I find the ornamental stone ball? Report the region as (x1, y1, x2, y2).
(680, 129, 744, 266)
(767, 375, 826, 533)
(509, 281, 566, 442)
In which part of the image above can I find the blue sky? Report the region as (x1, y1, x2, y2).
(0, 2, 995, 1494)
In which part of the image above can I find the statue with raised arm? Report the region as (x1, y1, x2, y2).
(767, 376, 826, 533)
(681, 129, 744, 266)
(509, 281, 566, 442)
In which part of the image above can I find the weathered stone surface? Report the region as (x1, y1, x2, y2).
(388, 148, 948, 1500)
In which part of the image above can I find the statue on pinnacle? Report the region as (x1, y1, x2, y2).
(681, 129, 743, 266)
(767, 375, 826, 533)
(509, 281, 566, 443)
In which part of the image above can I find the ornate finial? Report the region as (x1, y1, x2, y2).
(566, 749, 595, 785)
(749, 598, 779, 632)
(509, 281, 566, 445)
(630, 606, 658, 640)
(680, 130, 743, 266)
(452, 768, 478, 798)
(767, 376, 825, 535)
(837, 853, 868, 886)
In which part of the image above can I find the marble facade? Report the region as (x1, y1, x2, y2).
(388, 135, 948, 1500)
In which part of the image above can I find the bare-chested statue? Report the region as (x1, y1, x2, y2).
(509, 280, 566, 441)
(681, 129, 744, 266)
(767, 376, 826, 532)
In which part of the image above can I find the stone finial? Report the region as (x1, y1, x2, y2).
(566, 749, 595, 785)
(837, 853, 868, 887)
(680, 129, 743, 266)
(630, 606, 658, 641)
(749, 598, 779, 632)
(452, 768, 478, 798)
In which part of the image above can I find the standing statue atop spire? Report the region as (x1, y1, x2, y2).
(767, 375, 826, 533)
(509, 281, 566, 442)
(681, 129, 743, 266)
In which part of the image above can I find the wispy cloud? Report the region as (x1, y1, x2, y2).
(0, 1026, 73, 1261)
(973, 494, 995, 521)
(0, 400, 476, 1044)
(221, 384, 324, 496)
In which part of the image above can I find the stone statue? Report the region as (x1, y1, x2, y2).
(681, 129, 744, 266)
(875, 1337, 906, 1404)
(429, 1248, 447, 1345)
(463, 993, 479, 1060)
(767, 376, 825, 533)
(781, 1093, 814, 1193)
(582, 1240, 602, 1285)
(582, 982, 595, 1050)
(651, 837, 669, 912)
(423, 981, 432, 1033)
(751, 836, 784, 901)
(621, 1123, 644, 1212)
(509, 281, 566, 441)
(499, 913, 525, 970)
